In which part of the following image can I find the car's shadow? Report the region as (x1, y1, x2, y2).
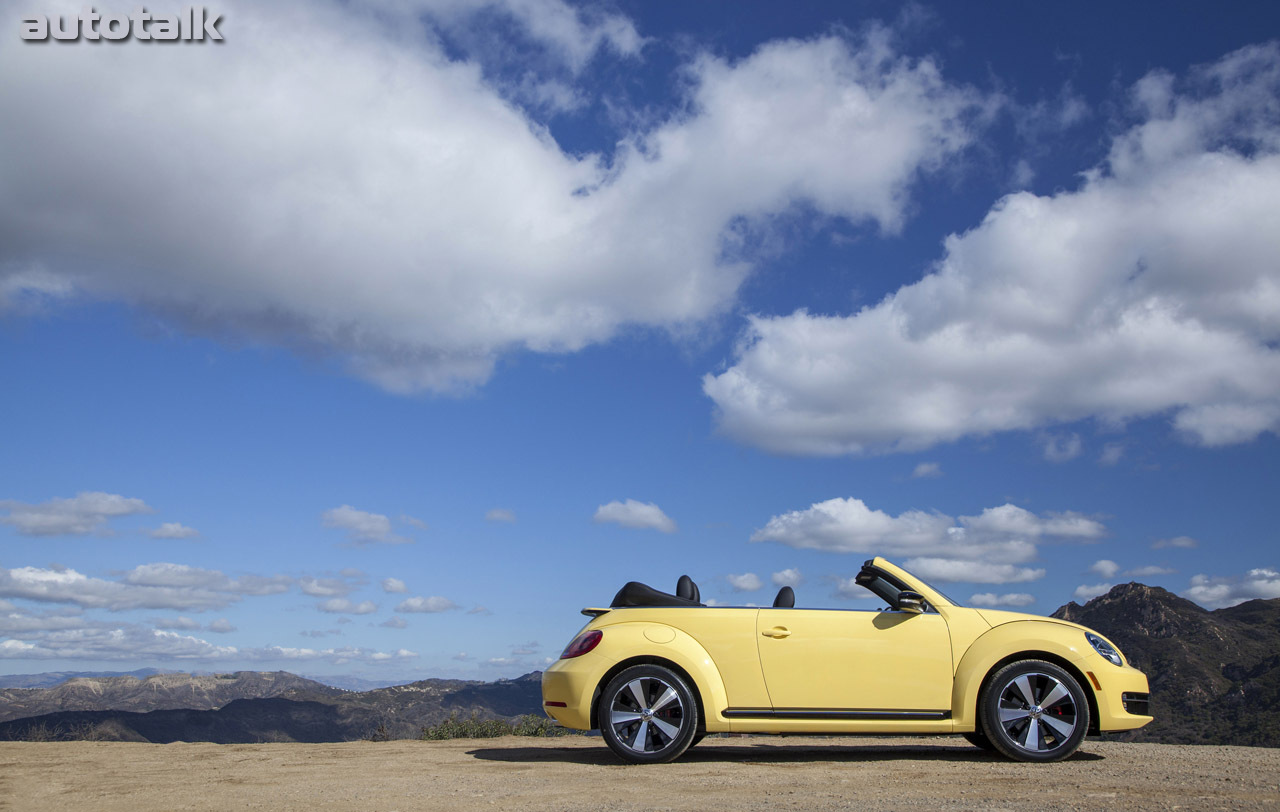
(467, 740, 1105, 765)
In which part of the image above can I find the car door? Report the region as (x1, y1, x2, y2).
(755, 607, 953, 714)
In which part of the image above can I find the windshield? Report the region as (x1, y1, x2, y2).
(894, 562, 965, 608)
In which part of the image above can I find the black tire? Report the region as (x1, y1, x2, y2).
(980, 659, 1090, 763)
(689, 733, 707, 748)
(598, 664, 699, 764)
(962, 729, 995, 751)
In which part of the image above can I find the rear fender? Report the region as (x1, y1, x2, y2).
(588, 622, 731, 731)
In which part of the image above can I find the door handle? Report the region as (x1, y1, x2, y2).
(761, 626, 791, 638)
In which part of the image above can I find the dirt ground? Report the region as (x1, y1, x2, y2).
(1, 735, 1278, 811)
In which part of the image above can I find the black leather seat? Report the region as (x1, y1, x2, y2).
(773, 586, 794, 608)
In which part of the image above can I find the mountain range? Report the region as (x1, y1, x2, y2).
(1053, 582, 1280, 747)
(2, 584, 1276, 745)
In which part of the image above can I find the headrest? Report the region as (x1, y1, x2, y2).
(773, 586, 795, 608)
(677, 574, 696, 601)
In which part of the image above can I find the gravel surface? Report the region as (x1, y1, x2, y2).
(2, 736, 1278, 811)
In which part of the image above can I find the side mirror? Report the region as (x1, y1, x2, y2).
(896, 591, 926, 614)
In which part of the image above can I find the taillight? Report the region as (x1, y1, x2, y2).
(560, 630, 603, 658)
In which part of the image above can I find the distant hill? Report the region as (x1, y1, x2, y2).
(0, 670, 342, 723)
(0, 668, 173, 690)
(301, 673, 419, 691)
(0, 671, 544, 743)
(1053, 583, 1280, 747)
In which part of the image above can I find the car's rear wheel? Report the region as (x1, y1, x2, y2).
(980, 660, 1090, 763)
(599, 664, 698, 764)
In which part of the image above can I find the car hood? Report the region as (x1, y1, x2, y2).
(974, 608, 1095, 635)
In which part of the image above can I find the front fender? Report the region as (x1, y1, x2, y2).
(950, 619, 1097, 731)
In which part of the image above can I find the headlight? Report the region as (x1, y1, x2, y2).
(1086, 632, 1122, 666)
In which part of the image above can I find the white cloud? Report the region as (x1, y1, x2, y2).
(1098, 443, 1125, 466)
(154, 616, 201, 630)
(318, 598, 378, 615)
(1184, 568, 1280, 609)
(751, 497, 1098, 583)
(1042, 433, 1083, 463)
(704, 43, 1280, 455)
(322, 505, 408, 545)
(771, 568, 802, 587)
(968, 592, 1036, 608)
(399, 514, 429, 530)
(380, 616, 408, 629)
(148, 522, 200, 539)
(1089, 559, 1120, 579)
(1125, 565, 1175, 578)
(0, 4, 987, 395)
(123, 563, 292, 596)
(0, 492, 152, 536)
(299, 577, 354, 597)
(467, 605, 493, 616)
(207, 618, 237, 633)
(911, 462, 942, 478)
(727, 573, 763, 592)
(381, 577, 408, 593)
(1073, 583, 1113, 601)
(905, 558, 1045, 584)
(0, 563, 287, 611)
(396, 596, 460, 613)
(485, 508, 517, 523)
(1153, 535, 1198, 549)
(593, 499, 677, 533)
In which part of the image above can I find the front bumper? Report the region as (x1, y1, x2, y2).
(1089, 662, 1153, 732)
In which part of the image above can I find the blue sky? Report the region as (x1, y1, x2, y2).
(2, 0, 1279, 682)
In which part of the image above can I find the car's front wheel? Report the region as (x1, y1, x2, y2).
(980, 660, 1090, 763)
(599, 664, 699, 764)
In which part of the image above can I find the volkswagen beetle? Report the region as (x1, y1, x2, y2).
(541, 557, 1151, 763)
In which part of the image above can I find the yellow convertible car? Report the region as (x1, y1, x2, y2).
(542, 557, 1151, 763)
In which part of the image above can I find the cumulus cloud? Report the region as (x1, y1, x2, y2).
(1073, 583, 1113, 601)
(396, 596, 460, 613)
(299, 577, 355, 598)
(1089, 559, 1120, 579)
(1153, 535, 1198, 549)
(485, 508, 517, 523)
(593, 499, 677, 533)
(751, 497, 1099, 582)
(380, 616, 408, 629)
(381, 578, 408, 593)
(0, 563, 288, 611)
(322, 505, 408, 545)
(727, 573, 763, 592)
(1042, 433, 1083, 463)
(0, 492, 152, 536)
(149, 522, 200, 539)
(318, 598, 378, 615)
(907, 559, 1045, 585)
(154, 616, 201, 631)
(1126, 565, 1175, 578)
(0, 3, 987, 394)
(704, 43, 1280, 455)
(771, 568, 802, 587)
(1099, 443, 1125, 466)
(1184, 568, 1280, 609)
(968, 592, 1036, 608)
(911, 462, 942, 478)
(207, 618, 237, 633)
